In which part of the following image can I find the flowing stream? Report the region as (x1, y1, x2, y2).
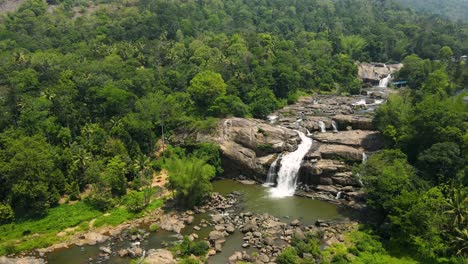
(269, 131, 313, 198)
(263, 154, 280, 187)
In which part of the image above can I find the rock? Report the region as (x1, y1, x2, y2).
(118, 249, 129, 257)
(193, 226, 201, 231)
(264, 237, 275, 246)
(133, 247, 143, 257)
(294, 228, 306, 240)
(175, 117, 298, 181)
(144, 249, 176, 264)
(312, 129, 384, 150)
(185, 216, 194, 225)
(75, 232, 109, 246)
(258, 253, 270, 263)
(159, 214, 185, 233)
(208, 249, 217, 256)
(214, 224, 225, 232)
(242, 243, 250, 248)
(215, 240, 224, 252)
(212, 214, 224, 223)
(225, 224, 235, 234)
(241, 219, 258, 233)
(228, 251, 243, 263)
(290, 219, 301, 226)
(99, 246, 112, 254)
(209, 231, 225, 241)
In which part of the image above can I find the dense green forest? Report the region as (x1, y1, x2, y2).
(394, 0, 468, 22)
(0, 0, 466, 262)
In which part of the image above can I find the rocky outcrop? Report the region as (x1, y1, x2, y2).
(144, 249, 176, 264)
(312, 130, 384, 151)
(358, 62, 403, 82)
(176, 118, 299, 181)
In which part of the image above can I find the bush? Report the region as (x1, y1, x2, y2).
(277, 247, 300, 264)
(149, 223, 159, 232)
(125, 191, 146, 213)
(84, 192, 115, 211)
(0, 203, 14, 224)
(166, 157, 215, 208)
(175, 236, 210, 257)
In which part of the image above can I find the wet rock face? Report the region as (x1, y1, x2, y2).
(176, 117, 299, 181)
(358, 62, 403, 82)
(0, 256, 46, 264)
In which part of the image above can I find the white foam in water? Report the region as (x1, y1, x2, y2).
(267, 115, 278, 123)
(352, 99, 367, 106)
(270, 131, 313, 198)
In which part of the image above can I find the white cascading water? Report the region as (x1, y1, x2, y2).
(379, 74, 391, 88)
(306, 128, 312, 136)
(335, 191, 342, 199)
(318, 121, 326, 133)
(362, 152, 368, 163)
(263, 155, 281, 187)
(270, 131, 313, 198)
(332, 120, 338, 132)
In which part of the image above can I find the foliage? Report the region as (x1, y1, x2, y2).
(0, 204, 14, 224)
(276, 247, 300, 264)
(174, 236, 209, 257)
(166, 157, 215, 208)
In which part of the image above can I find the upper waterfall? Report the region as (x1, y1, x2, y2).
(269, 131, 313, 198)
(378, 74, 391, 87)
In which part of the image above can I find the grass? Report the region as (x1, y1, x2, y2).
(0, 195, 164, 255)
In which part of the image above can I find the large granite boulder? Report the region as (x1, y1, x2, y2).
(358, 63, 403, 82)
(312, 130, 384, 151)
(144, 249, 176, 264)
(176, 118, 298, 181)
(332, 114, 374, 131)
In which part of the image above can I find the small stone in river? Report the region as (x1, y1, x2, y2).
(242, 243, 250, 248)
(118, 249, 129, 257)
(290, 219, 301, 226)
(194, 226, 201, 231)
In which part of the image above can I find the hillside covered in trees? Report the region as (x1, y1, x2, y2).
(0, 0, 466, 263)
(394, 0, 468, 22)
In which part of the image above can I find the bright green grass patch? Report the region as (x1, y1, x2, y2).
(0, 197, 164, 255)
(93, 198, 164, 228)
(0, 202, 102, 255)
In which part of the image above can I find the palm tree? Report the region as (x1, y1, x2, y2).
(444, 188, 467, 228)
(450, 228, 468, 257)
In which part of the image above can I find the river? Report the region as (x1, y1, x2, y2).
(46, 180, 346, 264)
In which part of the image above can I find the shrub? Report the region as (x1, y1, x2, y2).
(175, 236, 210, 257)
(0, 203, 14, 224)
(125, 191, 146, 213)
(277, 247, 300, 264)
(166, 157, 215, 208)
(149, 223, 159, 232)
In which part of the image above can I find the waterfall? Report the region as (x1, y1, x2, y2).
(270, 131, 313, 198)
(318, 121, 326, 133)
(263, 155, 281, 187)
(352, 99, 367, 106)
(267, 115, 278, 124)
(306, 128, 312, 136)
(379, 74, 391, 88)
(362, 152, 368, 163)
(335, 191, 342, 199)
(332, 121, 338, 132)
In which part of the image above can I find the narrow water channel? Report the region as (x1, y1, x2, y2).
(47, 180, 345, 264)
